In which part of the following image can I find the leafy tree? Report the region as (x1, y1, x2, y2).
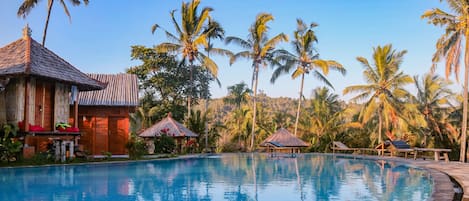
(152, 0, 231, 118)
(271, 19, 345, 136)
(225, 13, 288, 150)
(17, 0, 89, 46)
(343, 45, 414, 146)
(422, 0, 469, 162)
(127, 46, 213, 124)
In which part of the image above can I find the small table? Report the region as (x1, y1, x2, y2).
(413, 148, 451, 162)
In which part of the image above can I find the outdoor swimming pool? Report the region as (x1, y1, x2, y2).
(0, 154, 433, 201)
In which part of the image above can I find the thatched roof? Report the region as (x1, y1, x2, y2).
(260, 128, 309, 147)
(0, 27, 106, 91)
(139, 113, 198, 138)
(77, 73, 138, 106)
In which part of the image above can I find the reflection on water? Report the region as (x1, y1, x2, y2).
(0, 154, 432, 201)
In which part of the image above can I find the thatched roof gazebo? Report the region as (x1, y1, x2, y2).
(139, 113, 198, 154)
(260, 128, 309, 156)
(139, 113, 198, 138)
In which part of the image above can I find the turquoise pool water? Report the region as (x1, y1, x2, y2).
(0, 154, 432, 201)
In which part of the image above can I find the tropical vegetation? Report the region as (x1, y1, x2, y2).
(119, 0, 469, 162)
(422, 0, 469, 162)
(8, 0, 469, 163)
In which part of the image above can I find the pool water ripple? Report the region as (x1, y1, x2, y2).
(0, 153, 433, 201)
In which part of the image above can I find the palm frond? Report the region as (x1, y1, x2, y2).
(198, 53, 218, 77)
(230, 51, 251, 65)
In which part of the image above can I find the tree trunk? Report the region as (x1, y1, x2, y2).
(294, 73, 305, 136)
(204, 98, 209, 152)
(460, 34, 469, 162)
(378, 106, 383, 155)
(188, 62, 194, 120)
(250, 65, 259, 151)
(42, 0, 55, 46)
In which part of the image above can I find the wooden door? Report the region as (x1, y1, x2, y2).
(95, 116, 108, 155)
(34, 80, 54, 130)
(108, 117, 128, 154)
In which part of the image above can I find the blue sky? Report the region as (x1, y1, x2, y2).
(0, 0, 456, 100)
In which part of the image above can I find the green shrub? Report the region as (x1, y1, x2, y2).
(30, 152, 54, 165)
(126, 134, 147, 160)
(0, 124, 22, 162)
(220, 141, 239, 153)
(154, 134, 176, 154)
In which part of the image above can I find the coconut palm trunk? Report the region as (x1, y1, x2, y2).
(42, 0, 55, 46)
(188, 63, 194, 119)
(462, 34, 469, 162)
(294, 73, 305, 136)
(250, 65, 259, 151)
(378, 106, 383, 154)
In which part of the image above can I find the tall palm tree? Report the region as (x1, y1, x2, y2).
(343, 44, 413, 146)
(225, 13, 288, 151)
(152, 0, 230, 119)
(17, 0, 89, 46)
(201, 18, 228, 150)
(422, 0, 469, 162)
(271, 19, 346, 136)
(224, 82, 251, 147)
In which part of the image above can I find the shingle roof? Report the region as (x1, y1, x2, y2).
(260, 128, 310, 147)
(78, 73, 139, 106)
(139, 113, 198, 138)
(0, 35, 105, 91)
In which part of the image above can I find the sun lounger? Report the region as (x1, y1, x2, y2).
(376, 140, 414, 158)
(331, 141, 376, 154)
(413, 148, 451, 162)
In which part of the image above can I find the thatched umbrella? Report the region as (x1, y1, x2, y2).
(260, 128, 309, 156)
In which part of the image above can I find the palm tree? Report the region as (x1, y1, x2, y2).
(224, 82, 251, 147)
(301, 87, 360, 151)
(225, 13, 288, 150)
(152, 0, 230, 119)
(271, 19, 346, 136)
(201, 18, 228, 151)
(413, 74, 458, 149)
(223, 82, 251, 109)
(422, 0, 469, 162)
(343, 44, 413, 146)
(17, 0, 89, 46)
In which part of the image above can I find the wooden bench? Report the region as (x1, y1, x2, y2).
(413, 148, 451, 162)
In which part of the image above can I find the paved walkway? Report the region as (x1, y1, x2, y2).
(333, 153, 469, 201)
(410, 160, 469, 201)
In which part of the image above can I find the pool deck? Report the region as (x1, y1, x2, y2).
(332, 153, 469, 201)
